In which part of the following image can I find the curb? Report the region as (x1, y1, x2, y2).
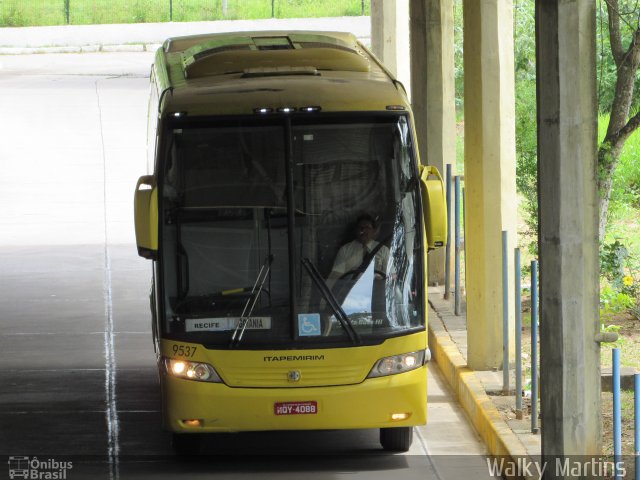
(0, 43, 162, 55)
(428, 301, 538, 480)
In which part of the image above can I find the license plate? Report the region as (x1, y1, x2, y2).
(274, 401, 318, 415)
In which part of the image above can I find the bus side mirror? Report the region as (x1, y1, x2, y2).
(419, 165, 447, 250)
(134, 175, 158, 260)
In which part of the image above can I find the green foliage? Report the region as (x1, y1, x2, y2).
(515, 80, 538, 255)
(453, 1, 464, 112)
(600, 258, 638, 338)
(596, 0, 640, 114)
(0, 0, 368, 26)
(600, 240, 629, 282)
(599, 280, 634, 348)
(599, 115, 640, 216)
(509, 1, 640, 258)
(600, 238, 638, 314)
(130, 0, 150, 23)
(513, 0, 536, 82)
(600, 282, 635, 314)
(513, 0, 538, 254)
(597, 1, 617, 112)
(0, 5, 27, 26)
(509, 0, 640, 315)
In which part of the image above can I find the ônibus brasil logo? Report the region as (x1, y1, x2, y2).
(7, 456, 73, 479)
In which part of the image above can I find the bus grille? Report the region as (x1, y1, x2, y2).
(220, 365, 368, 388)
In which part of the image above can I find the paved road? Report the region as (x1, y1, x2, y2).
(0, 52, 491, 480)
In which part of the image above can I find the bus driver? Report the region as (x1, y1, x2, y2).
(328, 214, 390, 282)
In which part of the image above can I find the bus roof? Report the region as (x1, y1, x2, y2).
(153, 31, 409, 117)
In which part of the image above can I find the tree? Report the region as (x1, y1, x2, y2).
(598, 0, 640, 240)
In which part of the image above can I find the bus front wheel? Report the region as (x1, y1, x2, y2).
(172, 433, 201, 456)
(380, 427, 413, 452)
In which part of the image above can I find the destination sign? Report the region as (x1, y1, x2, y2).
(185, 317, 271, 332)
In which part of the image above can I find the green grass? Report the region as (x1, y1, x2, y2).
(600, 337, 640, 370)
(0, 0, 370, 27)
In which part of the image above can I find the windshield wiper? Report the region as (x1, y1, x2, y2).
(301, 258, 360, 345)
(229, 254, 274, 347)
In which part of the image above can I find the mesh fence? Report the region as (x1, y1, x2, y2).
(0, 0, 371, 27)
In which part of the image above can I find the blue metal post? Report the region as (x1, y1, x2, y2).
(613, 348, 622, 480)
(444, 164, 452, 300)
(531, 260, 539, 433)
(454, 176, 461, 315)
(502, 231, 509, 394)
(634, 373, 639, 480)
(515, 248, 522, 418)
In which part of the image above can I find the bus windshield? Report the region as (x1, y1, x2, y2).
(159, 114, 424, 348)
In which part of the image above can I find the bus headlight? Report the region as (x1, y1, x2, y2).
(163, 358, 223, 383)
(367, 350, 426, 378)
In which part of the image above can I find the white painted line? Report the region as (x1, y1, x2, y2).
(2, 332, 106, 336)
(415, 426, 445, 480)
(97, 78, 120, 480)
(0, 410, 160, 415)
(10, 368, 106, 372)
(2, 410, 108, 415)
(2, 331, 148, 336)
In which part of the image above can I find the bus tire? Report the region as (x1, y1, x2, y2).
(172, 433, 201, 456)
(380, 427, 413, 452)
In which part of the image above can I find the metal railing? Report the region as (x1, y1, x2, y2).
(530, 259, 539, 433)
(454, 175, 463, 315)
(635, 372, 639, 480)
(444, 164, 452, 301)
(502, 231, 510, 394)
(444, 166, 465, 315)
(611, 348, 640, 480)
(514, 247, 522, 416)
(444, 175, 545, 433)
(444, 177, 640, 459)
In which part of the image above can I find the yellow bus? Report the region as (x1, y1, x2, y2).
(134, 31, 447, 454)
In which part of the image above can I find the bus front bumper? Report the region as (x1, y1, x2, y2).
(162, 366, 427, 433)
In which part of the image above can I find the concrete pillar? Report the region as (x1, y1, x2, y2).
(463, 0, 517, 370)
(410, 0, 456, 286)
(371, 0, 411, 94)
(536, 0, 601, 461)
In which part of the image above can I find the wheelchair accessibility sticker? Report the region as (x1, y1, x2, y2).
(298, 313, 321, 336)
